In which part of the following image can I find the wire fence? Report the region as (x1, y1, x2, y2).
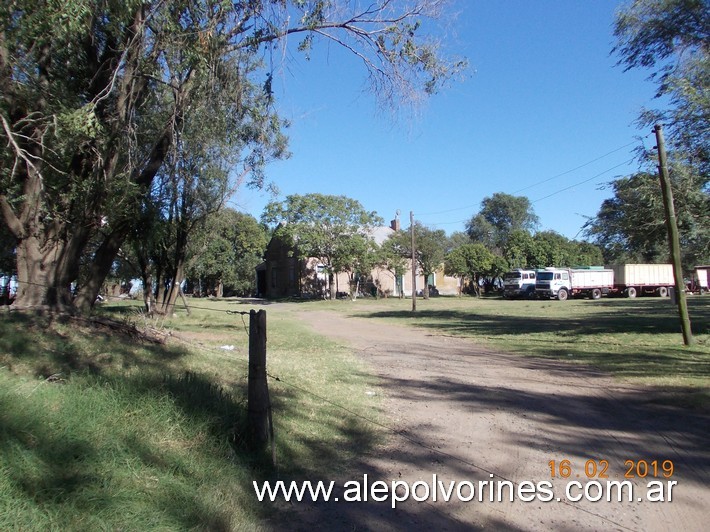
(0, 281, 635, 530)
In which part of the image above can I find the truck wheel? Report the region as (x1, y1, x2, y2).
(557, 288, 568, 301)
(590, 288, 602, 300)
(658, 286, 668, 297)
(526, 286, 536, 299)
(626, 287, 637, 298)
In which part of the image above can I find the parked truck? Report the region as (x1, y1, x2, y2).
(535, 264, 675, 301)
(502, 269, 537, 299)
(535, 267, 614, 301)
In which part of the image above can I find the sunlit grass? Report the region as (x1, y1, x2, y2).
(0, 300, 383, 529)
(329, 294, 710, 406)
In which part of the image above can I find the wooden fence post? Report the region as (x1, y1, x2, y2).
(248, 309, 271, 450)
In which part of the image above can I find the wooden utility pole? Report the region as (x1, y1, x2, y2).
(248, 309, 272, 449)
(410, 211, 416, 312)
(654, 124, 694, 346)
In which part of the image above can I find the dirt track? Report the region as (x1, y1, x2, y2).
(283, 309, 709, 531)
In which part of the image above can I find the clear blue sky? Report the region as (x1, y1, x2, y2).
(232, 0, 661, 240)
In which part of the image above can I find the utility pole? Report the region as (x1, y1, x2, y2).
(410, 211, 416, 312)
(654, 124, 694, 346)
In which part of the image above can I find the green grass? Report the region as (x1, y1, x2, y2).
(0, 303, 383, 530)
(328, 293, 710, 407)
(2, 294, 708, 528)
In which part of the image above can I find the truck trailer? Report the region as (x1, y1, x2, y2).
(610, 263, 675, 298)
(502, 269, 537, 299)
(693, 266, 709, 294)
(536, 263, 675, 301)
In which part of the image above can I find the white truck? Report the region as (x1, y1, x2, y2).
(502, 269, 537, 299)
(535, 267, 614, 301)
(611, 263, 675, 298)
(693, 265, 709, 294)
(536, 264, 675, 301)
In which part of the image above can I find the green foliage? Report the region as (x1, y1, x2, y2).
(585, 164, 709, 266)
(378, 237, 409, 278)
(614, 0, 710, 168)
(186, 209, 268, 296)
(332, 234, 377, 276)
(446, 231, 473, 252)
(445, 243, 499, 294)
(262, 193, 383, 298)
(466, 193, 539, 250)
(1, 0, 462, 311)
(387, 222, 447, 278)
(613, 0, 709, 78)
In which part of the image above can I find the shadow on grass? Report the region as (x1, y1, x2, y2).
(360, 298, 710, 338)
(0, 368, 270, 529)
(0, 313, 189, 379)
(0, 310, 386, 529)
(352, 298, 710, 382)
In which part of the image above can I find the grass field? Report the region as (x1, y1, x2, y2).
(325, 293, 710, 406)
(0, 302, 382, 530)
(0, 294, 708, 529)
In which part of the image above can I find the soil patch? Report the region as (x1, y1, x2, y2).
(282, 310, 709, 531)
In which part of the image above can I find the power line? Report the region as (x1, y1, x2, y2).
(417, 140, 639, 217)
(530, 158, 634, 204)
(512, 140, 638, 194)
(417, 157, 637, 229)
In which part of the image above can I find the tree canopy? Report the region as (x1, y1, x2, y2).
(186, 209, 267, 297)
(614, 0, 710, 168)
(584, 164, 709, 266)
(262, 193, 383, 299)
(466, 193, 539, 250)
(445, 243, 497, 296)
(386, 222, 447, 298)
(602, 0, 710, 269)
(0, 0, 464, 312)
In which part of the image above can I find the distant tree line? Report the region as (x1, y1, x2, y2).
(1, 0, 706, 310)
(0, 0, 464, 314)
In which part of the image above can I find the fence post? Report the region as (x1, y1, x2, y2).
(247, 309, 270, 451)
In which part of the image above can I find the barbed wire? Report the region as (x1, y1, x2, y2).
(0, 279, 638, 529)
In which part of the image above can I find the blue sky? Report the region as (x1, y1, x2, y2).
(232, 0, 661, 240)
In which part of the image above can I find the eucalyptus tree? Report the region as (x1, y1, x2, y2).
(614, 0, 710, 169)
(0, 0, 465, 312)
(584, 165, 709, 266)
(262, 193, 383, 299)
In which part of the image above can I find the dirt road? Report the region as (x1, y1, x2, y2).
(283, 310, 708, 531)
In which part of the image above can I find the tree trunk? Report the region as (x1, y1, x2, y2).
(328, 271, 336, 300)
(178, 288, 191, 316)
(160, 262, 184, 316)
(73, 223, 131, 313)
(143, 276, 154, 315)
(13, 233, 74, 311)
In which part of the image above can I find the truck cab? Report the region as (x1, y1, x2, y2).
(503, 269, 537, 299)
(535, 268, 571, 300)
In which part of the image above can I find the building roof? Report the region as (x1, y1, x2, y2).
(369, 226, 394, 245)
